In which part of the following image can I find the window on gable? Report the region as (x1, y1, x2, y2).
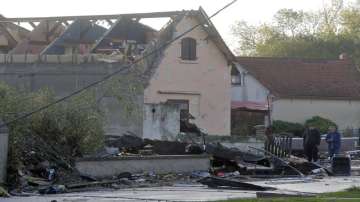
(231, 65, 242, 85)
(181, 37, 197, 60)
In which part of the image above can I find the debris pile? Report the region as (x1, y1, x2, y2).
(7, 133, 82, 195)
(3, 129, 346, 197)
(5, 132, 209, 196)
(101, 133, 198, 157)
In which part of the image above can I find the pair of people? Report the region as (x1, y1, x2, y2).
(303, 125, 341, 162)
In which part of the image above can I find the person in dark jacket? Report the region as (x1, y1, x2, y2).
(303, 126, 321, 162)
(325, 126, 341, 158)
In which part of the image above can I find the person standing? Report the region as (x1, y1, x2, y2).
(303, 126, 321, 162)
(325, 126, 341, 158)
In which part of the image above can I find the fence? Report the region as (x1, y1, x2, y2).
(265, 136, 293, 158)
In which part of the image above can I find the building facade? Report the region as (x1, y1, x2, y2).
(233, 56, 360, 132)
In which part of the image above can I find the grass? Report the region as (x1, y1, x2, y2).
(217, 187, 360, 202)
(219, 199, 360, 202)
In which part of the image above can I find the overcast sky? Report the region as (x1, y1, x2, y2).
(0, 0, 357, 50)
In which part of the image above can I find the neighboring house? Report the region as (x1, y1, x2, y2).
(0, 8, 233, 139)
(232, 56, 360, 133)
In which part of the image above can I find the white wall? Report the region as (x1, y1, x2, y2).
(272, 99, 360, 130)
(143, 103, 180, 140)
(231, 64, 269, 103)
(144, 15, 231, 136)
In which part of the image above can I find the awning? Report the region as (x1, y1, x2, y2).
(231, 101, 268, 111)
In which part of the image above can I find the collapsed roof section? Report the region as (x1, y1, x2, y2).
(0, 15, 30, 53)
(42, 20, 107, 55)
(0, 11, 183, 56)
(0, 8, 235, 64)
(91, 18, 158, 61)
(10, 21, 65, 54)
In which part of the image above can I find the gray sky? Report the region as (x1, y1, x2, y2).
(0, 0, 357, 50)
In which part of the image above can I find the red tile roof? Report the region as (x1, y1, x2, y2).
(236, 57, 360, 100)
(231, 101, 268, 111)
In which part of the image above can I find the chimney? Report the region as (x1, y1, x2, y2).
(339, 53, 349, 60)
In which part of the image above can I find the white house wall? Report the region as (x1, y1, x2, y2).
(144, 15, 231, 136)
(272, 98, 360, 130)
(231, 64, 269, 103)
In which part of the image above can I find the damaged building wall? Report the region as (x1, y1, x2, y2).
(144, 15, 231, 136)
(0, 58, 143, 136)
(143, 103, 180, 140)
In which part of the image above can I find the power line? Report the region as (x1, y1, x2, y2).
(0, 0, 237, 128)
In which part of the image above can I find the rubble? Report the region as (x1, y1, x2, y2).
(198, 176, 275, 191)
(5, 123, 356, 198)
(0, 186, 10, 197)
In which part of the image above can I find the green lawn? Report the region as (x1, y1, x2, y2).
(219, 199, 359, 202)
(217, 187, 360, 202)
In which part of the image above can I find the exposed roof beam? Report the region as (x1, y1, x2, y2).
(90, 17, 122, 53)
(0, 23, 18, 47)
(29, 22, 37, 28)
(106, 19, 113, 26)
(0, 11, 183, 23)
(47, 21, 63, 37)
(62, 21, 69, 26)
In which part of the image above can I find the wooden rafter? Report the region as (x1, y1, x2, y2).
(0, 23, 17, 47)
(0, 11, 182, 23)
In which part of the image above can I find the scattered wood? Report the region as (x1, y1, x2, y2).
(66, 179, 121, 189)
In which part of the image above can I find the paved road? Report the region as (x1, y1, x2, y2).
(2, 177, 360, 202)
(0, 185, 256, 202)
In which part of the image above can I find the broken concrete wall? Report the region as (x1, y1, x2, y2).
(76, 155, 210, 178)
(0, 124, 8, 183)
(143, 103, 180, 140)
(0, 62, 143, 136)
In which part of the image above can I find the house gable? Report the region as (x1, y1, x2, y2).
(231, 63, 269, 106)
(144, 13, 232, 136)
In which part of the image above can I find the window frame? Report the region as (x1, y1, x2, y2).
(231, 65, 242, 86)
(180, 37, 197, 61)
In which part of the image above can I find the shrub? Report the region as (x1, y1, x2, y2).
(0, 82, 105, 159)
(272, 120, 305, 137)
(305, 116, 337, 134)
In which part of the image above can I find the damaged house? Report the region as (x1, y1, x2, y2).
(231, 56, 360, 134)
(0, 8, 233, 139)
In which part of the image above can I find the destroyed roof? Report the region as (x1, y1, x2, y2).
(42, 20, 107, 55)
(91, 18, 157, 53)
(0, 9, 234, 61)
(10, 21, 65, 54)
(236, 56, 360, 100)
(0, 15, 30, 53)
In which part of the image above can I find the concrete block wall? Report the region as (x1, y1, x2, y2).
(0, 62, 143, 137)
(0, 54, 101, 64)
(76, 155, 210, 178)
